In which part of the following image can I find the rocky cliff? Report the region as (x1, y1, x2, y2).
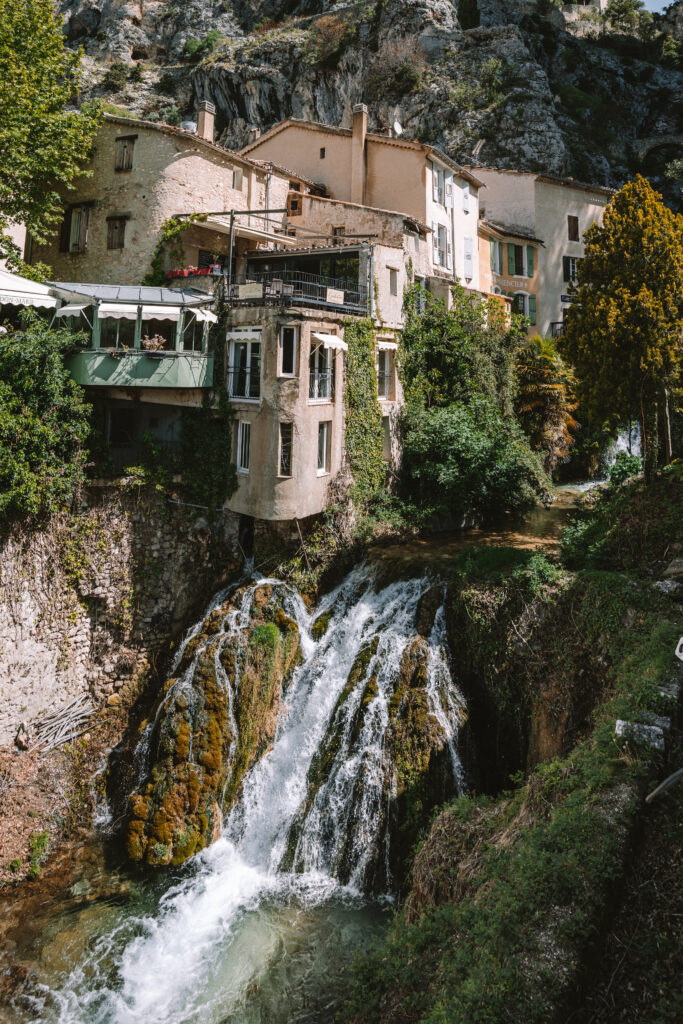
(60, 0, 683, 207)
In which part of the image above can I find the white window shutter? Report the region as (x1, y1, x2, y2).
(462, 183, 470, 213)
(445, 172, 454, 209)
(446, 227, 453, 270)
(464, 236, 473, 279)
(432, 221, 439, 259)
(432, 163, 439, 203)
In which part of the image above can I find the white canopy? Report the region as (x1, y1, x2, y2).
(141, 304, 181, 322)
(311, 331, 347, 352)
(192, 309, 218, 323)
(226, 328, 262, 342)
(54, 303, 89, 317)
(0, 268, 57, 309)
(377, 339, 398, 351)
(98, 302, 139, 321)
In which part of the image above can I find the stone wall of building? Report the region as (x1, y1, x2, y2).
(0, 482, 241, 747)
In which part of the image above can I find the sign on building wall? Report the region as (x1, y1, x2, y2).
(239, 283, 264, 299)
(326, 287, 345, 304)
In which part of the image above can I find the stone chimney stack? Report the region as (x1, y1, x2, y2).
(247, 126, 260, 143)
(197, 100, 216, 143)
(351, 103, 368, 205)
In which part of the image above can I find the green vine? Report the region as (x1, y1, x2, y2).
(343, 318, 385, 508)
(142, 213, 208, 286)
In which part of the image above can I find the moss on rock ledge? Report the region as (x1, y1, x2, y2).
(124, 583, 301, 868)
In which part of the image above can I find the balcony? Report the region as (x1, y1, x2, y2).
(549, 322, 565, 338)
(66, 350, 214, 389)
(309, 369, 335, 401)
(227, 367, 261, 400)
(229, 270, 368, 314)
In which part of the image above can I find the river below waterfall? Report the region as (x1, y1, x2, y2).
(0, 488, 589, 1024)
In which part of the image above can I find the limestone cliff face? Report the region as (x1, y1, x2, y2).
(61, 1, 682, 205)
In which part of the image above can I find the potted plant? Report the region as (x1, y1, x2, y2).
(141, 334, 167, 357)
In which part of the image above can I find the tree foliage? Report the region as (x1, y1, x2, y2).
(561, 176, 683, 482)
(514, 335, 578, 473)
(0, 0, 100, 243)
(0, 314, 91, 519)
(399, 284, 525, 415)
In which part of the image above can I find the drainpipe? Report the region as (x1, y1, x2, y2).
(135, 305, 142, 348)
(368, 243, 374, 320)
(92, 302, 100, 348)
(227, 211, 235, 294)
(265, 164, 271, 235)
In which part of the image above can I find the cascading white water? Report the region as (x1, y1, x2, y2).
(26, 566, 466, 1024)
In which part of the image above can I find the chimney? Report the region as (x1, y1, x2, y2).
(197, 100, 216, 142)
(247, 126, 260, 144)
(351, 103, 367, 205)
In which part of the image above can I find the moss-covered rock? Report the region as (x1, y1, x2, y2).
(124, 582, 301, 868)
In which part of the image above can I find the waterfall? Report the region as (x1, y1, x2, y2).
(32, 566, 466, 1024)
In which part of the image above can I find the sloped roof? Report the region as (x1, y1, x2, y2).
(50, 282, 212, 306)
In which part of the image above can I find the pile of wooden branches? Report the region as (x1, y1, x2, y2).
(29, 694, 94, 753)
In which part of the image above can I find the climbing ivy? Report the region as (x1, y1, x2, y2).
(343, 318, 385, 508)
(142, 213, 208, 286)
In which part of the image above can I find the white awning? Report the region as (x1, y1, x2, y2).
(54, 303, 89, 316)
(98, 302, 139, 321)
(226, 328, 262, 342)
(312, 332, 347, 352)
(192, 309, 218, 323)
(141, 304, 181, 321)
(377, 339, 398, 351)
(0, 290, 56, 308)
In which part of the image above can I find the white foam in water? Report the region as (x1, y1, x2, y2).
(37, 566, 466, 1024)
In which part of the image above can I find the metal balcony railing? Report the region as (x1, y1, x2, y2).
(550, 322, 566, 337)
(227, 367, 261, 400)
(309, 369, 335, 401)
(230, 269, 368, 312)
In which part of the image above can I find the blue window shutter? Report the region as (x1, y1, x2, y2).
(490, 239, 496, 270)
(507, 244, 515, 275)
(528, 294, 537, 325)
(526, 246, 534, 277)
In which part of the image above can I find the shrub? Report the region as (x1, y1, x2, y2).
(401, 398, 550, 522)
(608, 450, 642, 486)
(365, 40, 426, 100)
(156, 71, 177, 95)
(184, 31, 222, 62)
(102, 61, 129, 93)
(308, 13, 351, 66)
(0, 314, 91, 520)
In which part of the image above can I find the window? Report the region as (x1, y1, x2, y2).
(320, 147, 326, 159)
(59, 205, 90, 254)
(463, 237, 473, 280)
(511, 293, 537, 325)
(182, 313, 205, 352)
(490, 239, 504, 274)
(100, 316, 136, 350)
(232, 168, 243, 190)
(317, 421, 331, 475)
(431, 163, 445, 206)
(279, 422, 293, 476)
(382, 416, 391, 462)
(376, 349, 393, 399)
(228, 338, 261, 399)
(445, 173, 454, 209)
(432, 223, 449, 268)
(567, 215, 579, 241)
(310, 344, 334, 401)
(507, 244, 535, 278)
(198, 249, 226, 270)
(389, 268, 398, 296)
(279, 326, 298, 376)
(236, 422, 251, 473)
(332, 226, 345, 245)
(141, 318, 175, 350)
(462, 182, 470, 213)
(106, 216, 127, 250)
(115, 135, 136, 172)
(563, 256, 581, 282)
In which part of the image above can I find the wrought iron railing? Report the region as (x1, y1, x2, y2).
(230, 269, 368, 311)
(309, 369, 335, 401)
(227, 367, 261, 400)
(549, 322, 565, 337)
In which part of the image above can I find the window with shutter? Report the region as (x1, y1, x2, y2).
(528, 295, 537, 325)
(68, 206, 90, 253)
(462, 183, 470, 213)
(114, 136, 136, 172)
(490, 239, 496, 272)
(432, 221, 439, 261)
(445, 172, 454, 209)
(567, 215, 579, 241)
(526, 246, 535, 277)
(507, 243, 516, 275)
(463, 237, 473, 279)
(232, 167, 243, 190)
(59, 209, 73, 253)
(106, 216, 127, 250)
(446, 229, 453, 271)
(432, 163, 439, 203)
(563, 256, 580, 282)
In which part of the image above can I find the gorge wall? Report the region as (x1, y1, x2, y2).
(0, 482, 241, 747)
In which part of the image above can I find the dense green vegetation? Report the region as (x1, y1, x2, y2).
(0, 314, 90, 520)
(343, 318, 386, 509)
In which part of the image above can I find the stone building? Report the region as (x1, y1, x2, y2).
(27, 105, 304, 285)
(473, 167, 613, 336)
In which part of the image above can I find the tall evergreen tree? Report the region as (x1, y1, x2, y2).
(561, 176, 683, 482)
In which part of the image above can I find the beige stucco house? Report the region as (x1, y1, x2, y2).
(240, 105, 484, 294)
(473, 168, 613, 336)
(478, 219, 543, 333)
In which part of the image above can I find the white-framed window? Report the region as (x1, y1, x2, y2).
(279, 326, 298, 377)
(431, 162, 445, 206)
(279, 422, 293, 477)
(376, 349, 393, 400)
(563, 255, 581, 282)
(446, 227, 453, 271)
(389, 268, 398, 296)
(309, 344, 334, 401)
(317, 421, 331, 475)
(445, 172, 454, 209)
(490, 239, 504, 274)
(228, 337, 261, 399)
(462, 182, 470, 213)
(433, 223, 448, 267)
(236, 421, 251, 473)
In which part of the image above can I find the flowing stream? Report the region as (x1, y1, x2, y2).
(2, 566, 466, 1024)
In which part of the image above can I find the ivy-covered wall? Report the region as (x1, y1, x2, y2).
(343, 318, 385, 508)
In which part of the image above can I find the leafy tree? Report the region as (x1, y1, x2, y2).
(561, 176, 683, 483)
(401, 399, 549, 521)
(514, 335, 578, 473)
(400, 284, 526, 415)
(0, 314, 91, 519)
(605, 0, 644, 33)
(0, 0, 100, 245)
